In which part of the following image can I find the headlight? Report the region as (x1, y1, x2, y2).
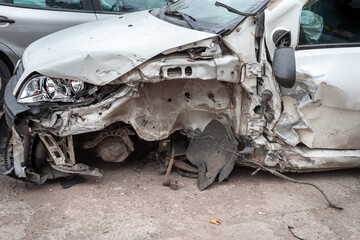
(18, 75, 88, 104)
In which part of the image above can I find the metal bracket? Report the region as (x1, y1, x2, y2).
(38, 133, 75, 165)
(51, 163, 103, 177)
(200, 41, 222, 57)
(247, 117, 264, 136)
(245, 62, 264, 78)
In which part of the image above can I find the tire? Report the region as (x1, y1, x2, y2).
(0, 58, 11, 81)
(0, 116, 13, 173)
(0, 58, 11, 108)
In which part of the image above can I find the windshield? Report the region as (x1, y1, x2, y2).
(158, 0, 267, 34)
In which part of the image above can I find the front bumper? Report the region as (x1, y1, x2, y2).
(3, 63, 29, 126)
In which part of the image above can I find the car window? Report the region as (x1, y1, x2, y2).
(0, 0, 84, 10)
(299, 0, 360, 45)
(100, 0, 167, 12)
(169, 0, 263, 25)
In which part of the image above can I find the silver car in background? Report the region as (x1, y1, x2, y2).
(0, 0, 168, 94)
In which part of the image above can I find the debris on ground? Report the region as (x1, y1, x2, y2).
(288, 226, 304, 240)
(209, 219, 221, 225)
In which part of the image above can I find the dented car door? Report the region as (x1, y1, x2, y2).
(294, 0, 360, 149)
(265, 0, 360, 149)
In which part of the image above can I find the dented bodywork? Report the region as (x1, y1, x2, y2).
(1, 0, 360, 189)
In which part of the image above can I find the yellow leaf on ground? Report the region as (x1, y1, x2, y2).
(210, 218, 221, 225)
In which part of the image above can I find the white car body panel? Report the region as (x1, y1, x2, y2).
(296, 47, 360, 104)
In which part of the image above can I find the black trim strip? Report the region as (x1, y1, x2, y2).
(94, 11, 123, 15)
(297, 43, 360, 50)
(91, 0, 102, 11)
(83, 0, 94, 11)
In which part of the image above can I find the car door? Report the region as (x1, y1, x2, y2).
(92, 0, 168, 20)
(293, 0, 360, 150)
(266, 0, 360, 150)
(0, 0, 97, 58)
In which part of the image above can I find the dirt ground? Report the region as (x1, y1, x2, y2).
(0, 157, 359, 240)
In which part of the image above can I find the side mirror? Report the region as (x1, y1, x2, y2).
(273, 47, 296, 88)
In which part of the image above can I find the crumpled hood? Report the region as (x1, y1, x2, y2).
(16, 10, 216, 93)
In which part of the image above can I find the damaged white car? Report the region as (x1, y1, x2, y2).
(1, 0, 360, 191)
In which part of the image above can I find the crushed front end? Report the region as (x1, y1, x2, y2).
(1, 1, 360, 190)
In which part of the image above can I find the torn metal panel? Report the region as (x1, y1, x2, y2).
(35, 80, 243, 142)
(294, 48, 360, 149)
(15, 11, 217, 94)
(186, 119, 238, 191)
(274, 70, 318, 146)
(276, 47, 360, 149)
(298, 84, 360, 149)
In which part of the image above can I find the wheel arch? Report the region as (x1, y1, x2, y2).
(0, 50, 15, 74)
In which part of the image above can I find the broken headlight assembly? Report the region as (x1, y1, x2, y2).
(17, 75, 97, 104)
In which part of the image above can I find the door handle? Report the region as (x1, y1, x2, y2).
(0, 19, 15, 24)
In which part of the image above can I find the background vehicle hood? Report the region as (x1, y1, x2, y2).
(16, 10, 216, 92)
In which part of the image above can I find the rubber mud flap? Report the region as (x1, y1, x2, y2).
(186, 119, 239, 191)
